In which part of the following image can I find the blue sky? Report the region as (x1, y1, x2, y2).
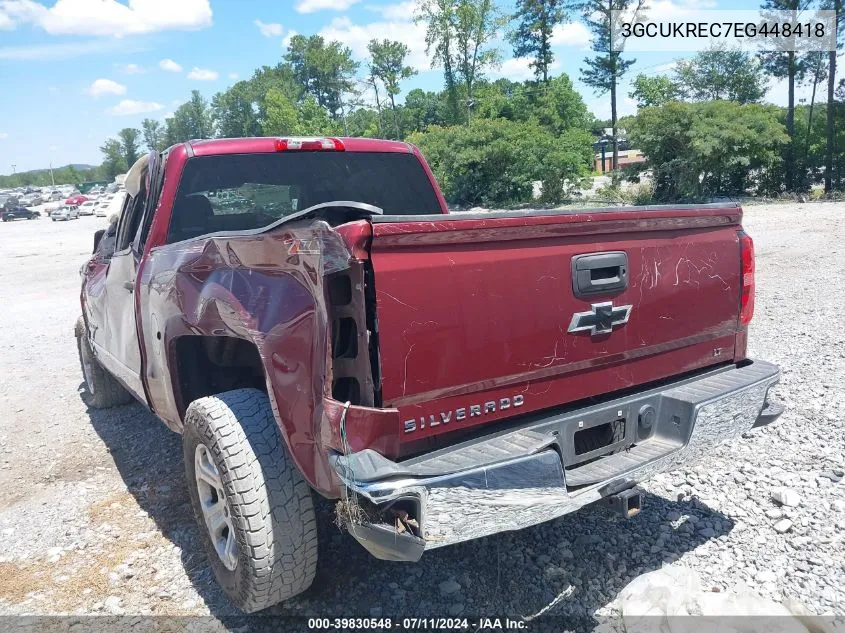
(0, 0, 826, 174)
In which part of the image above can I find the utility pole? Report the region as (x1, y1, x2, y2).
(11, 164, 16, 175)
(49, 162, 55, 186)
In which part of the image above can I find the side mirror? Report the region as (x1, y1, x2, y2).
(93, 229, 106, 254)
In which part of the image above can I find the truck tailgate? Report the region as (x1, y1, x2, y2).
(368, 206, 744, 444)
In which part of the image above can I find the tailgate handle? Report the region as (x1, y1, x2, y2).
(572, 251, 628, 297)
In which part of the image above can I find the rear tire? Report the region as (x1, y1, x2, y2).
(74, 316, 133, 409)
(183, 388, 318, 613)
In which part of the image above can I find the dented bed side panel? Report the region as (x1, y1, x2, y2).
(137, 221, 365, 496)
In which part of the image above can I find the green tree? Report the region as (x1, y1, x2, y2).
(100, 138, 127, 180)
(454, 0, 506, 123)
(297, 96, 340, 135)
(532, 73, 593, 134)
(165, 90, 213, 144)
(758, 0, 810, 191)
(417, 0, 505, 124)
(141, 119, 165, 151)
(509, 0, 567, 82)
(409, 118, 591, 205)
(629, 74, 680, 108)
(402, 88, 448, 133)
(417, 0, 461, 122)
(822, 0, 844, 192)
(118, 128, 141, 168)
(262, 89, 339, 137)
(284, 35, 359, 121)
(674, 47, 767, 104)
(211, 64, 303, 139)
(345, 107, 381, 138)
(365, 73, 385, 136)
(367, 39, 417, 138)
(262, 88, 301, 136)
(212, 80, 264, 138)
(579, 0, 648, 171)
(628, 101, 789, 200)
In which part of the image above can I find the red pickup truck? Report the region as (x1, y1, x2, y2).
(76, 137, 782, 612)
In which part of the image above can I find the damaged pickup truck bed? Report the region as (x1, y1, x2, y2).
(77, 136, 782, 612)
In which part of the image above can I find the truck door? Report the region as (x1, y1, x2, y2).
(92, 188, 147, 402)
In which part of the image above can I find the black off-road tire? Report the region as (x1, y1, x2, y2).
(74, 316, 133, 409)
(182, 388, 318, 613)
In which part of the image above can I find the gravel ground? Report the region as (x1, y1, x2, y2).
(0, 203, 843, 622)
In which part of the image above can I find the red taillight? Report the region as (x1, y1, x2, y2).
(739, 230, 755, 325)
(275, 137, 345, 152)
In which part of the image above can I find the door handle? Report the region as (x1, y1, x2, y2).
(123, 280, 135, 292)
(571, 252, 628, 298)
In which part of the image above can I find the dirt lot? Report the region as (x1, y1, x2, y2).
(0, 204, 843, 621)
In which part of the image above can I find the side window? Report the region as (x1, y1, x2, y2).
(115, 193, 145, 253)
(134, 152, 162, 253)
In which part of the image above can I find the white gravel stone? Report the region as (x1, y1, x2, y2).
(771, 488, 802, 507)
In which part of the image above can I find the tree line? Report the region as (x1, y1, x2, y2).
(3, 0, 843, 204)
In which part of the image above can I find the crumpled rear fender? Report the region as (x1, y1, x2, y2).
(137, 219, 393, 496)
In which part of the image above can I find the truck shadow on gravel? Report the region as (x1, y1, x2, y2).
(84, 396, 736, 623)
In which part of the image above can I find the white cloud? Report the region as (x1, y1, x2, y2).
(0, 38, 127, 61)
(365, 1, 416, 20)
(551, 22, 592, 48)
(491, 56, 560, 81)
(254, 19, 282, 37)
(0, 0, 212, 37)
(187, 67, 218, 81)
(654, 62, 678, 73)
(319, 16, 429, 71)
(163, 111, 174, 119)
(639, 0, 717, 20)
(296, 0, 359, 14)
(228, 72, 239, 80)
(0, 9, 14, 29)
(117, 62, 145, 74)
(0, 132, 8, 139)
(88, 78, 127, 97)
(106, 99, 163, 115)
(282, 29, 298, 49)
(159, 58, 182, 72)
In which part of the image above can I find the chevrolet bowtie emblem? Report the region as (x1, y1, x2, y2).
(568, 301, 632, 336)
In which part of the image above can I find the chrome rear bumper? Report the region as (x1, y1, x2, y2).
(332, 360, 781, 561)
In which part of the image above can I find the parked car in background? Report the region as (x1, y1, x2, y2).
(20, 194, 43, 207)
(0, 194, 20, 210)
(49, 191, 63, 201)
(1, 206, 39, 221)
(43, 202, 62, 217)
(52, 205, 80, 221)
(65, 195, 88, 206)
(78, 200, 98, 216)
(96, 192, 126, 218)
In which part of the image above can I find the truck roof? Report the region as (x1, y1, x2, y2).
(184, 137, 414, 157)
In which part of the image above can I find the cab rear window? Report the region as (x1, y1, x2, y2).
(166, 151, 441, 244)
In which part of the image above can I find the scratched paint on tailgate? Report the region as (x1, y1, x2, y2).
(369, 212, 742, 441)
